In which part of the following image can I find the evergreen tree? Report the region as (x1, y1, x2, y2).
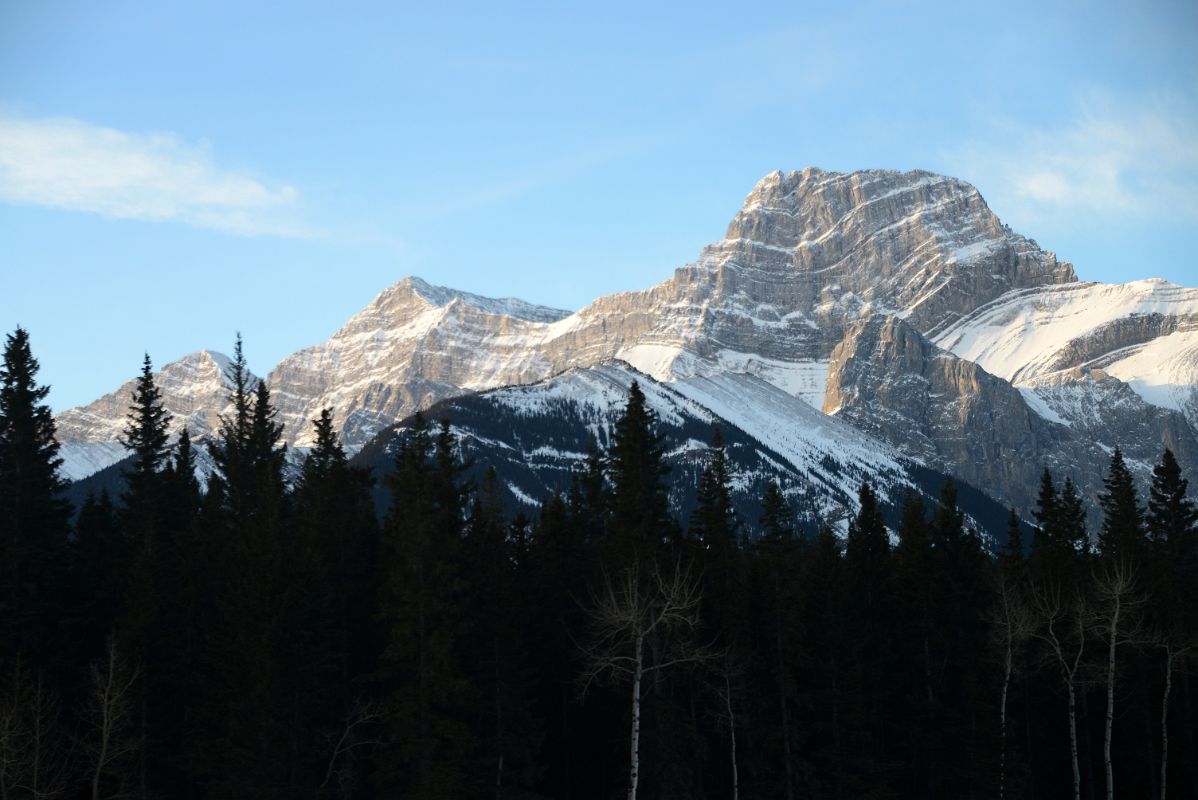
(687, 429, 745, 796)
(839, 480, 894, 786)
(148, 427, 203, 796)
(758, 481, 794, 542)
(1032, 467, 1059, 555)
(376, 413, 474, 798)
(1057, 477, 1088, 557)
(844, 480, 889, 590)
(530, 487, 610, 799)
(892, 489, 936, 793)
(606, 381, 673, 565)
(1030, 468, 1081, 584)
(928, 480, 993, 795)
(461, 468, 543, 796)
(752, 481, 801, 800)
(114, 353, 176, 797)
(162, 426, 201, 526)
(1098, 447, 1145, 564)
(1147, 448, 1198, 549)
(568, 436, 610, 554)
(69, 490, 126, 664)
(1001, 508, 1025, 571)
(120, 353, 172, 508)
(193, 337, 294, 793)
(205, 333, 255, 523)
(689, 428, 743, 644)
(0, 327, 71, 670)
(689, 429, 737, 550)
(794, 525, 852, 795)
(289, 409, 380, 794)
(1146, 448, 1198, 640)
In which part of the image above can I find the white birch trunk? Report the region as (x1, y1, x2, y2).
(1161, 648, 1175, 800)
(1104, 591, 1121, 800)
(724, 672, 738, 800)
(92, 647, 116, 800)
(1000, 637, 1013, 800)
(1068, 682, 1081, 800)
(628, 633, 643, 800)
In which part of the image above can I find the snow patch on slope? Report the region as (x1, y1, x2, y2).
(934, 279, 1198, 411)
(1104, 329, 1198, 412)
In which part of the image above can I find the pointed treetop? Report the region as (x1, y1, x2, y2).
(301, 408, 347, 484)
(0, 326, 67, 493)
(931, 478, 964, 543)
(847, 478, 889, 564)
(1002, 507, 1025, 565)
(1147, 448, 1198, 544)
(1098, 446, 1145, 563)
(759, 481, 795, 542)
(121, 352, 173, 481)
(1033, 467, 1058, 534)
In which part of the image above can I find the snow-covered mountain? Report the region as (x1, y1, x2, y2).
(55, 167, 1197, 523)
(350, 361, 1013, 538)
(934, 279, 1198, 424)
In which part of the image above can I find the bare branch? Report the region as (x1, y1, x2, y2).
(320, 697, 384, 794)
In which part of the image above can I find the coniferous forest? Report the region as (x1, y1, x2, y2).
(3, 324, 1198, 800)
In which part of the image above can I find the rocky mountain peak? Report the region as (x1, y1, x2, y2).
(54, 168, 1193, 526)
(381, 275, 572, 324)
(698, 167, 1076, 335)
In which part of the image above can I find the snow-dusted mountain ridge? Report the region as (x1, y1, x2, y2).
(55, 167, 1197, 522)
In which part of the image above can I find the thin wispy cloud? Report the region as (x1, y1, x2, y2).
(0, 111, 311, 237)
(947, 92, 1198, 228)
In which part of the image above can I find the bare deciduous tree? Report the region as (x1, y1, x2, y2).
(85, 638, 141, 800)
(1151, 630, 1194, 800)
(579, 560, 717, 800)
(988, 570, 1033, 800)
(0, 660, 71, 800)
(320, 697, 383, 798)
(1090, 562, 1146, 800)
(707, 652, 745, 800)
(1031, 581, 1090, 800)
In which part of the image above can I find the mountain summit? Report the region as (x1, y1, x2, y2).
(55, 168, 1197, 525)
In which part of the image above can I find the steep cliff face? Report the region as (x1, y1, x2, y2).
(825, 315, 1062, 512)
(824, 315, 1198, 521)
(711, 168, 1075, 336)
(539, 168, 1076, 375)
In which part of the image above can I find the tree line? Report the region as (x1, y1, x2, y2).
(1, 325, 1196, 800)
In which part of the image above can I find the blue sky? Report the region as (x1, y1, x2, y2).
(1, 0, 1196, 410)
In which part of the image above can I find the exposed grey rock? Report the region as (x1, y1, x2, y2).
(53, 168, 1195, 527)
(825, 315, 1198, 523)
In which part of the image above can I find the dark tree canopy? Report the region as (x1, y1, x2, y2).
(0, 326, 71, 665)
(3, 332, 1196, 800)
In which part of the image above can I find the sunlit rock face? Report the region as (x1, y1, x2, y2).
(824, 314, 1198, 526)
(57, 168, 1196, 525)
